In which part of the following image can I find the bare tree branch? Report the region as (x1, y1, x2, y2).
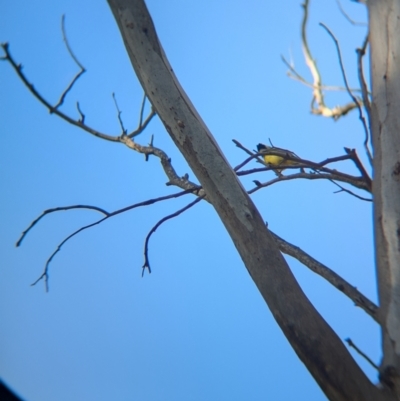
(128, 106, 156, 138)
(281, 55, 363, 94)
(60, 15, 85, 71)
(25, 188, 197, 291)
(271, 231, 381, 324)
(54, 15, 86, 110)
(139, 92, 146, 126)
(249, 170, 369, 194)
(16, 205, 109, 247)
(344, 147, 372, 185)
(142, 195, 205, 275)
(320, 23, 373, 166)
(112, 92, 127, 134)
(356, 33, 373, 165)
(346, 338, 380, 370)
(240, 160, 370, 194)
(232, 139, 261, 171)
(336, 0, 368, 26)
(357, 34, 371, 117)
(119, 135, 204, 194)
(1, 40, 202, 205)
(76, 101, 85, 123)
(330, 180, 372, 201)
(300, 0, 359, 119)
(1, 42, 120, 142)
(1, 41, 156, 143)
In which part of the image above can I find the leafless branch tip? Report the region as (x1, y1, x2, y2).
(53, 15, 86, 110)
(142, 195, 204, 276)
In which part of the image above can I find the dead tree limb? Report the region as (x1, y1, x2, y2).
(106, 1, 381, 399)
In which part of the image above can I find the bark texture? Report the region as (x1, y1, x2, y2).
(107, 0, 394, 399)
(369, 0, 400, 394)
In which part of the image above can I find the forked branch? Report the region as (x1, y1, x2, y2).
(0, 40, 155, 142)
(20, 189, 197, 291)
(320, 23, 373, 165)
(0, 41, 201, 196)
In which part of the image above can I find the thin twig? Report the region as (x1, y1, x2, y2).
(344, 147, 372, 187)
(356, 33, 373, 165)
(330, 180, 372, 201)
(128, 106, 156, 138)
(320, 24, 373, 166)
(112, 92, 127, 134)
(232, 139, 260, 171)
(60, 15, 84, 70)
(281, 55, 363, 94)
(138, 92, 146, 128)
(234, 154, 256, 172)
(142, 195, 205, 276)
(357, 34, 371, 117)
(271, 232, 381, 324)
(76, 102, 85, 123)
(336, 0, 368, 26)
(16, 205, 109, 247)
(145, 134, 154, 162)
(54, 15, 86, 110)
(345, 338, 380, 370)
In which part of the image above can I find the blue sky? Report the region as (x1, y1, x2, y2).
(1, 1, 375, 400)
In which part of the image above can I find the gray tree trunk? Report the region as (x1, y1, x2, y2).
(107, 0, 399, 399)
(369, 0, 400, 395)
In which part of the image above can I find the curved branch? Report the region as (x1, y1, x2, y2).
(300, 0, 359, 119)
(54, 15, 86, 110)
(142, 195, 204, 275)
(16, 205, 109, 247)
(335, 0, 368, 26)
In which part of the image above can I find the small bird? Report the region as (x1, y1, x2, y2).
(256, 143, 301, 175)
